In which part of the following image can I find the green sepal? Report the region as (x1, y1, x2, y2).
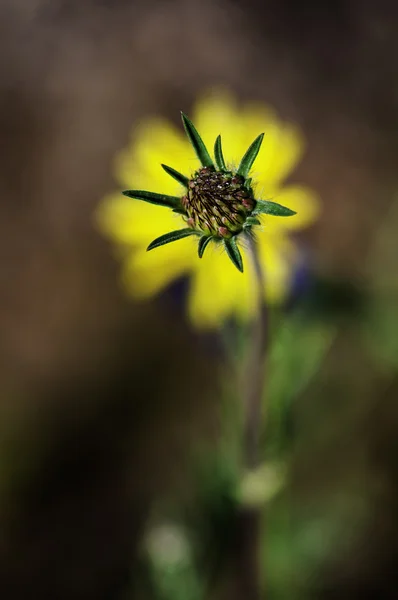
(244, 216, 261, 227)
(147, 228, 197, 251)
(214, 135, 227, 172)
(236, 133, 264, 178)
(244, 177, 252, 190)
(122, 190, 181, 210)
(224, 237, 244, 273)
(253, 199, 296, 217)
(181, 112, 214, 168)
(161, 164, 189, 187)
(198, 235, 212, 258)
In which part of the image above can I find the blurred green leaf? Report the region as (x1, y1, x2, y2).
(144, 521, 203, 600)
(265, 311, 337, 455)
(363, 294, 398, 371)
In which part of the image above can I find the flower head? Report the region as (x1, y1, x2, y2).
(123, 112, 296, 274)
(97, 90, 319, 328)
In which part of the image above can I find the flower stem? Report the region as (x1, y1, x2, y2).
(244, 233, 267, 468)
(233, 233, 267, 600)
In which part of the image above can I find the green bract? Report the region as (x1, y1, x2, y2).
(122, 113, 296, 273)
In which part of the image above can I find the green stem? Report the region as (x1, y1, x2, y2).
(244, 233, 267, 468)
(233, 233, 267, 600)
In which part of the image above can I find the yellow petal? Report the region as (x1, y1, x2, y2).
(193, 89, 244, 167)
(122, 235, 196, 298)
(240, 104, 305, 191)
(187, 240, 260, 329)
(259, 185, 320, 233)
(115, 118, 195, 193)
(193, 94, 304, 189)
(96, 192, 185, 246)
(257, 235, 296, 304)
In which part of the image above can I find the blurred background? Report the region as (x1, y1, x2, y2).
(1, 0, 398, 598)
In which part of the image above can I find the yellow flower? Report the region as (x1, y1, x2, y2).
(97, 90, 319, 329)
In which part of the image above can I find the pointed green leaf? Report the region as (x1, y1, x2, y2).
(181, 112, 214, 168)
(253, 199, 296, 217)
(122, 189, 181, 210)
(236, 133, 264, 178)
(224, 237, 244, 273)
(161, 164, 189, 187)
(244, 177, 252, 190)
(198, 235, 212, 258)
(172, 207, 186, 215)
(147, 228, 197, 251)
(244, 216, 261, 227)
(214, 135, 227, 171)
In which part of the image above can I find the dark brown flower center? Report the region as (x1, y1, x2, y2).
(181, 167, 255, 238)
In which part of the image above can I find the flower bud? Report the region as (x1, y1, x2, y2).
(185, 167, 255, 238)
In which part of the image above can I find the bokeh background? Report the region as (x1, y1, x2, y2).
(1, 0, 398, 598)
